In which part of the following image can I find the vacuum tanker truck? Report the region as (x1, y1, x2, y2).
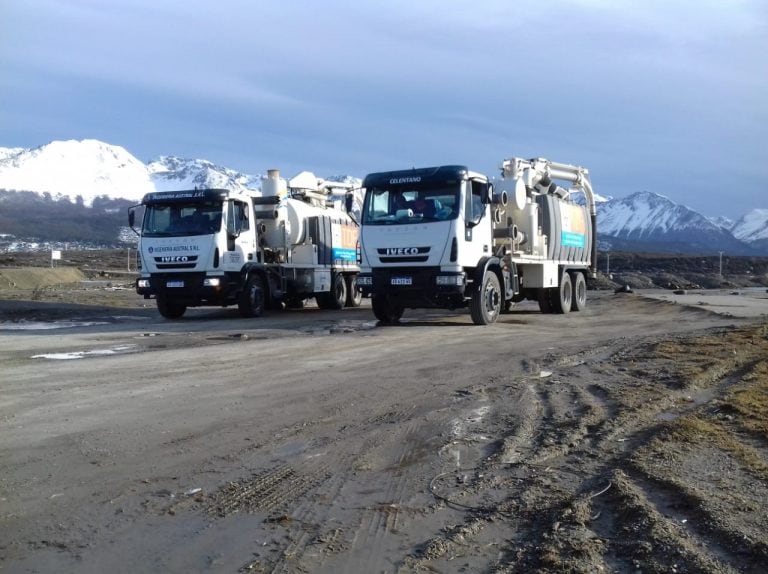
(129, 170, 361, 319)
(357, 157, 597, 325)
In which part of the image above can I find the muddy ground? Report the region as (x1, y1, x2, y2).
(1, 259, 768, 573)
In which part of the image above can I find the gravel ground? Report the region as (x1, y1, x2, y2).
(1, 261, 767, 573)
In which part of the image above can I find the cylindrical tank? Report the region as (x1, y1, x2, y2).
(261, 169, 288, 198)
(259, 198, 354, 249)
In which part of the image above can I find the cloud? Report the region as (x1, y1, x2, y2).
(1, 0, 766, 217)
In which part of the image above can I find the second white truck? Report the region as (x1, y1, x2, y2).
(357, 157, 597, 324)
(129, 170, 361, 319)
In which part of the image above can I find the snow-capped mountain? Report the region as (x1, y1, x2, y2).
(731, 209, 768, 242)
(0, 139, 766, 253)
(0, 140, 270, 206)
(707, 215, 735, 230)
(597, 191, 757, 254)
(731, 209, 768, 252)
(148, 156, 261, 193)
(0, 140, 155, 204)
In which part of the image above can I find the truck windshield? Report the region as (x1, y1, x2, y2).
(362, 183, 460, 225)
(141, 201, 223, 237)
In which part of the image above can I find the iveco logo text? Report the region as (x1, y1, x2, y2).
(386, 247, 419, 255)
(389, 177, 421, 184)
(160, 256, 189, 262)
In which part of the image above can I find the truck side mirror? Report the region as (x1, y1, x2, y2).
(226, 201, 241, 237)
(128, 206, 141, 236)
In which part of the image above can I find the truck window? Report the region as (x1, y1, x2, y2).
(142, 201, 223, 236)
(363, 184, 460, 225)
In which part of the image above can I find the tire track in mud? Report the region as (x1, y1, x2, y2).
(403, 324, 768, 573)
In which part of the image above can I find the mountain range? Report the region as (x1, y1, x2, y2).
(0, 139, 766, 254)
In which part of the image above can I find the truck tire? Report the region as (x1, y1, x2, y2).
(372, 294, 403, 325)
(570, 271, 587, 312)
(345, 275, 362, 307)
(238, 273, 266, 318)
(470, 271, 502, 325)
(157, 297, 186, 319)
(552, 272, 572, 314)
(317, 273, 347, 310)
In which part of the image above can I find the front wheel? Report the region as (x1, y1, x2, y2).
(238, 274, 266, 318)
(371, 294, 403, 325)
(157, 297, 186, 319)
(470, 271, 502, 325)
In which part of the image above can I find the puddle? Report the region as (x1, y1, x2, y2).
(1, 320, 110, 331)
(31, 344, 138, 360)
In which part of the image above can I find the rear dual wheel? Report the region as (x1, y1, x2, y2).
(317, 273, 347, 310)
(537, 271, 587, 314)
(538, 272, 572, 314)
(570, 271, 587, 311)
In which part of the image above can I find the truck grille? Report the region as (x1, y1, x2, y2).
(376, 246, 430, 263)
(154, 255, 199, 270)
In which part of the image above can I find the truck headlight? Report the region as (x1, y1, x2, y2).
(137, 279, 150, 288)
(357, 275, 373, 286)
(436, 274, 465, 286)
(204, 277, 222, 287)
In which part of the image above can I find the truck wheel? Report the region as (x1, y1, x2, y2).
(317, 273, 347, 310)
(238, 274, 266, 318)
(470, 271, 502, 325)
(345, 275, 362, 308)
(538, 288, 554, 313)
(372, 294, 403, 325)
(552, 272, 572, 314)
(157, 297, 186, 319)
(570, 271, 587, 312)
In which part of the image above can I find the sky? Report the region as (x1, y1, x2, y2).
(1, 0, 766, 219)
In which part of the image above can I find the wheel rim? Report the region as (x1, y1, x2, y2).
(485, 279, 501, 320)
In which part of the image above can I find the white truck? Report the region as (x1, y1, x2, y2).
(357, 157, 597, 325)
(129, 170, 361, 319)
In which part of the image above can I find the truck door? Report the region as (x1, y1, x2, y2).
(223, 199, 255, 269)
(462, 179, 490, 263)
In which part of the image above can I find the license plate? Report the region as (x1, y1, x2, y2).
(166, 280, 184, 288)
(391, 276, 412, 286)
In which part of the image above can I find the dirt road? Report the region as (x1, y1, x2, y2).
(1, 289, 767, 573)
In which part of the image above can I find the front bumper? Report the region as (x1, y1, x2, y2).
(136, 273, 236, 306)
(358, 267, 467, 308)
